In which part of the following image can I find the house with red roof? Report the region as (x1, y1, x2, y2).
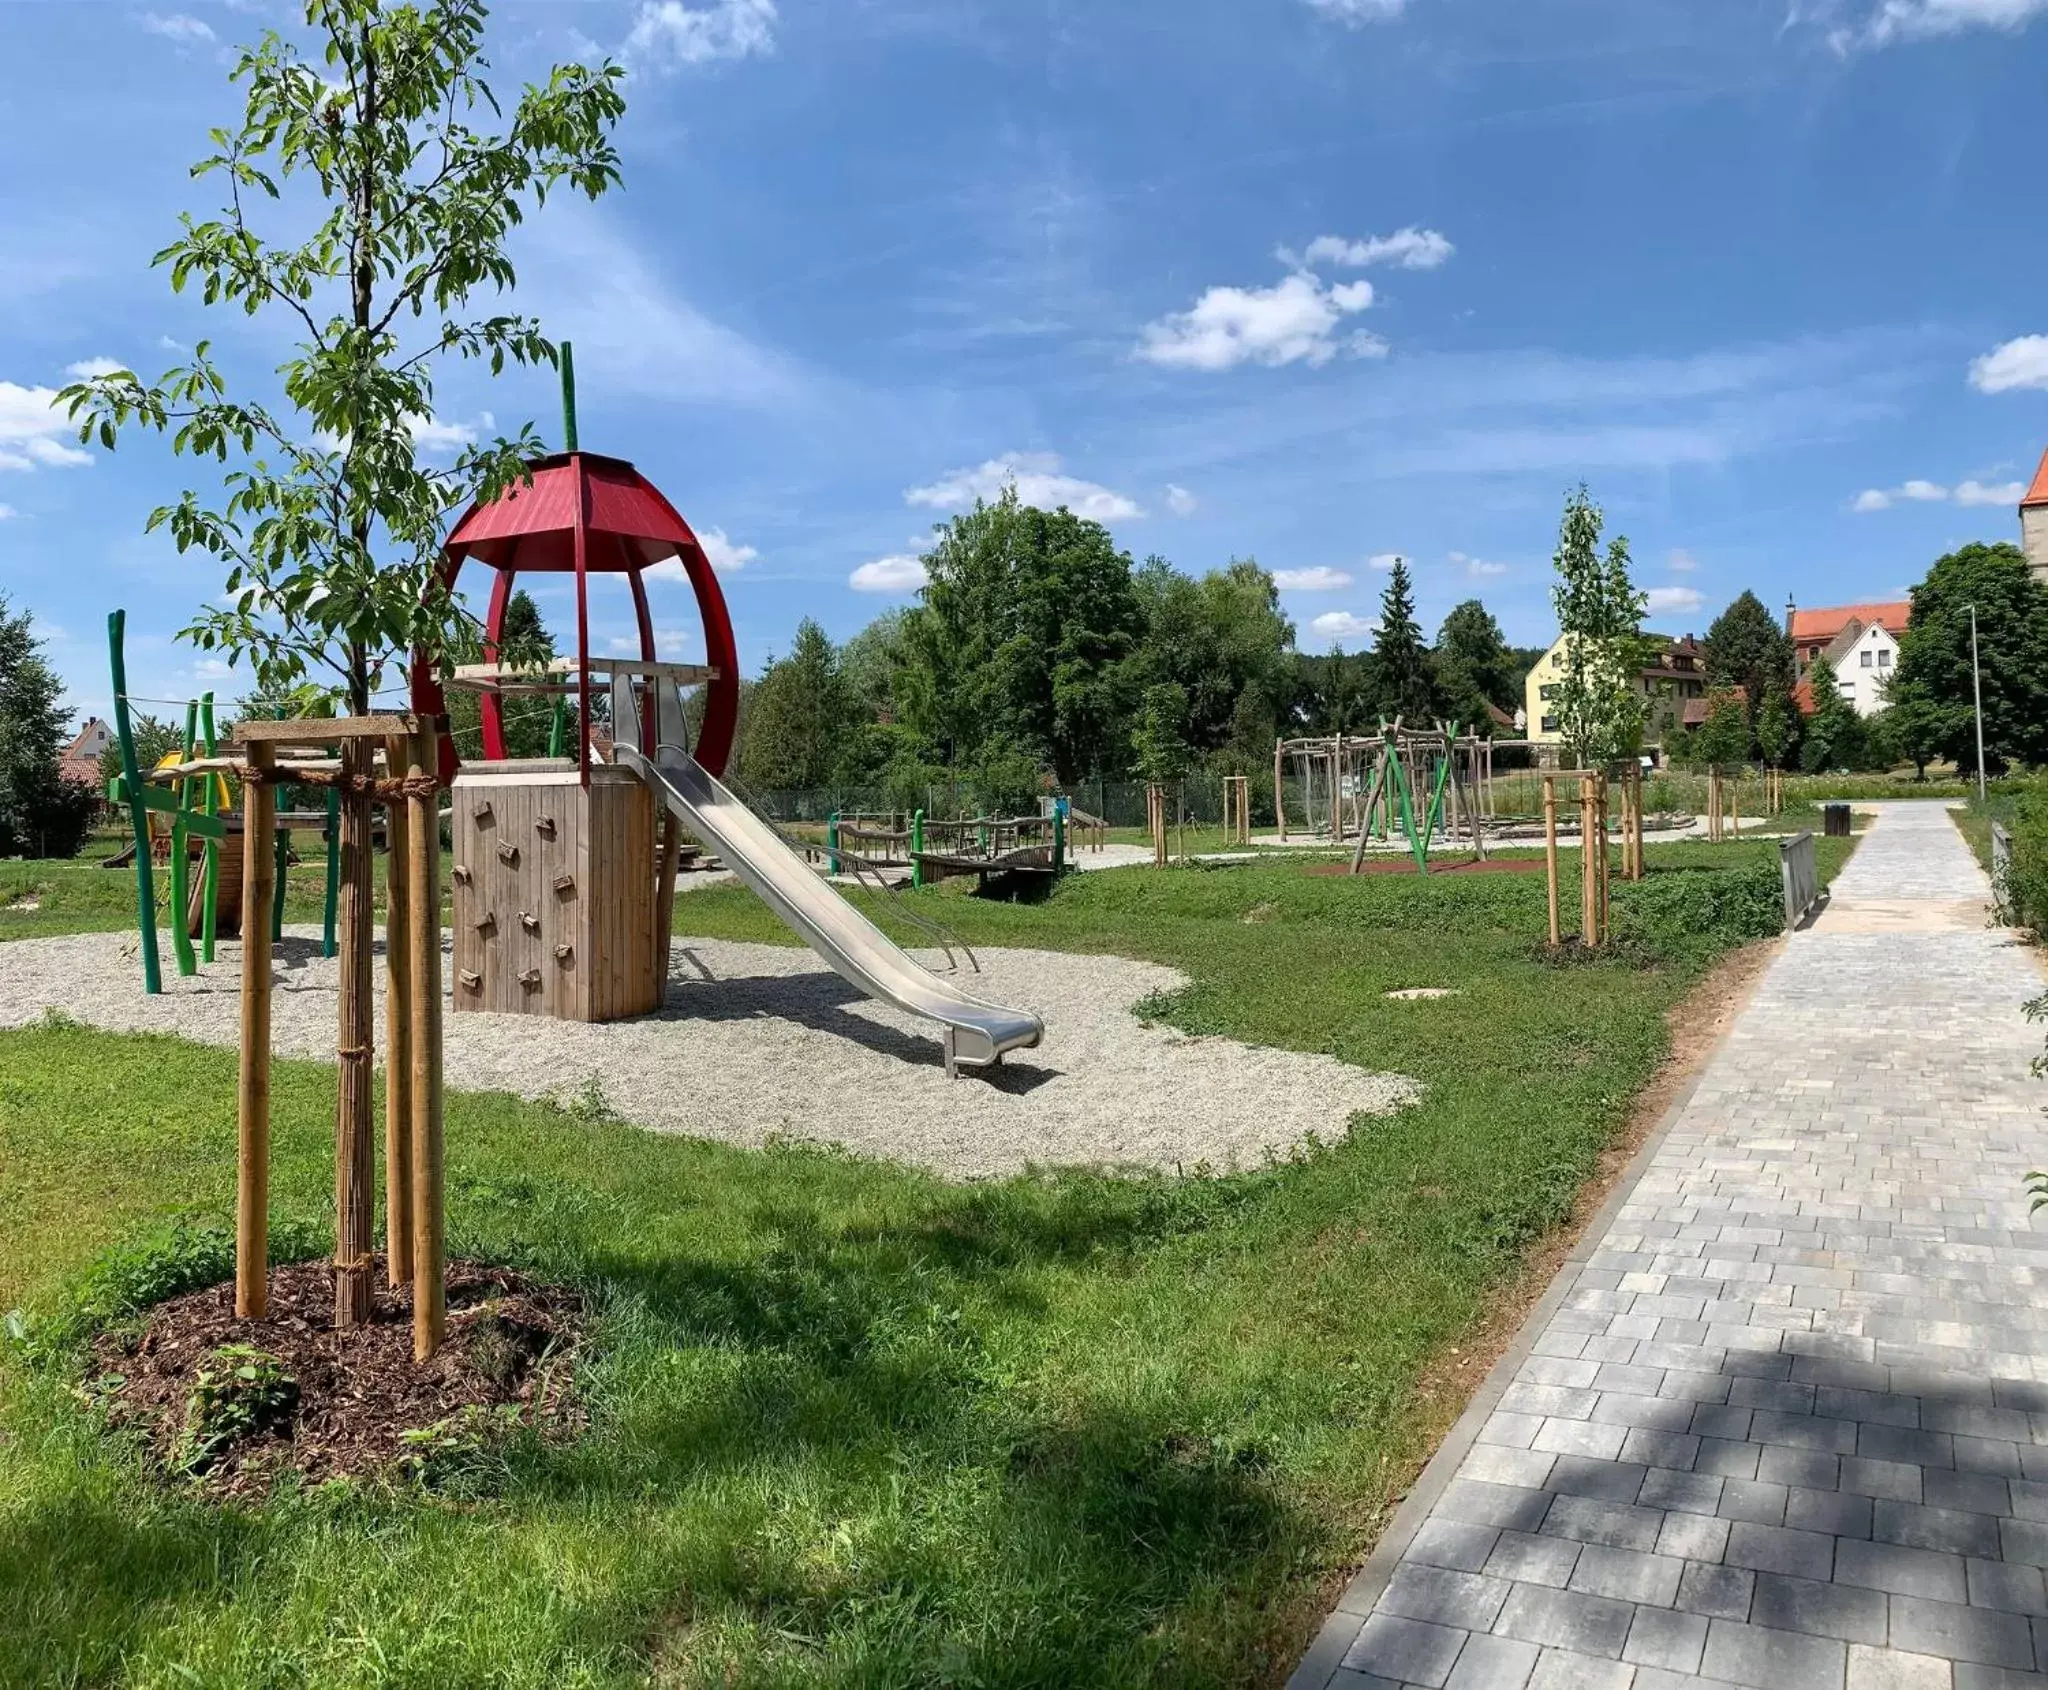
(2025, 446, 2048, 583)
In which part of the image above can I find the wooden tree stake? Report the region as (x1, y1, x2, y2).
(1542, 773, 1561, 947)
(406, 727, 447, 1360)
(333, 737, 377, 1328)
(383, 735, 414, 1286)
(237, 741, 277, 1319)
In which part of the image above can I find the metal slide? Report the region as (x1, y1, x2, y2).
(616, 741, 1044, 1076)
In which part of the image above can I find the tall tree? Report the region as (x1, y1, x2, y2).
(1702, 590, 1797, 758)
(1800, 658, 1866, 772)
(1133, 682, 1193, 783)
(1371, 558, 1436, 723)
(63, 0, 626, 713)
(736, 620, 851, 792)
(1549, 486, 1648, 767)
(1692, 688, 1752, 769)
(1886, 542, 2048, 775)
(1434, 598, 1515, 732)
(0, 597, 96, 860)
(1132, 555, 1295, 763)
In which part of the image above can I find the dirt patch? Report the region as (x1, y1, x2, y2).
(1303, 855, 1550, 878)
(1287, 935, 1781, 1664)
(90, 1256, 584, 1500)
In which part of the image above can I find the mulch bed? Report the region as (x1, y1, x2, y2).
(90, 1256, 584, 1500)
(1303, 855, 1550, 878)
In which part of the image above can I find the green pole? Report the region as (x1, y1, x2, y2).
(1053, 801, 1066, 874)
(199, 694, 219, 963)
(167, 699, 199, 978)
(560, 340, 579, 454)
(827, 811, 841, 875)
(911, 809, 925, 890)
(1390, 753, 1427, 875)
(548, 693, 567, 758)
(107, 610, 162, 994)
(322, 786, 341, 958)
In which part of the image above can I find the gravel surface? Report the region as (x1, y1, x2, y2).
(0, 929, 1416, 1178)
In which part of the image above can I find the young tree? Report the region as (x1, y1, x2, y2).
(63, 0, 626, 713)
(1887, 542, 2048, 775)
(1549, 486, 1648, 767)
(1693, 688, 1752, 769)
(1702, 590, 1797, 755)
(1133, 681, 1194, 783)
(444, 587, 555, 757)
(1755, 687, 1794, 770)
(0, 597, 97, 860)
(1370, 557, 1436, 723)
(1434, 598, 1515, 731)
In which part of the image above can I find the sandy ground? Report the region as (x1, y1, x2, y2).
(0, 929, 1417, 1179)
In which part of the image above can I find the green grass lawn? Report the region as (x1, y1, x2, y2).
(0, 833, 1849, 1689)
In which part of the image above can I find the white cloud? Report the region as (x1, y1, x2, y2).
(1136, 272, 1383, 372)
(63, 357, 125, 380)
(1164, 483, 1198, 516)
(407, 411, 491, 455)
(1955, 479, 2028, 506)
(609, 628, 692, 655)
(1367, 552, 1404, 571)
(192, 657, 235, 680)
(850, 554, 926, 594)
(1303, 0, 1408, 23)
(1669, 548, 1699, 573)
(696, 525, 757, 571)
(1854, 475, 2025, 511)
(624, 0, 776, 71)
(1845, 0, 2048, 47)
(1272, 566, 1353, 591)
(1970, 334, 2048, 394)
(1296, 229, 1454, 271)
(0, 504, 16, 520)
(0, 380, 95, 473)
(904, 452, 1142, 522)
(1311, 610, 1378, 642)
(141, 13, 215, 42)
(1645, 586, 1706, 616)
(1448, 550, 1507, 577)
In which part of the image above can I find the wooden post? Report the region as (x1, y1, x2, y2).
(1596, 772, 1610, 943)
(1274, 740, 1286, 842)
(1330, 735, 1344, 843)
(382, 736, 414, 1287)
(1579, 772, 1599, 946)
(1542, 773, 1561, 947)
(333, 737, 376, 1329)
(406, 727, 446, 1361)
(237, 741, 277, 1320)
(1729, 770, 1741, 839)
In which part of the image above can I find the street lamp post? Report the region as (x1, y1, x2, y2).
(1968, 603, 1987, 806)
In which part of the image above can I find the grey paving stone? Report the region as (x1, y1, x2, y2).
(1761, 1447, 1845, 1491)
(1568, 1543, 1685, 1605)
(1951, 1664, 2048, 1690)
(1889, 1594, 2039, 1669)
(1639, 1466, 1724, 1516)
(1492, 1583, 1635, 1659)
(1846, 1642, 1962, 1688)
(1442, 1631, 1539, 1690)
(1835, 1538, 1970, 1604)
(1874, 1499, 2005, 1559)
(1547, 1456, 1651, 1503)
(1485, 1530, 1583, 1589)
(1623, 1605, 1710, 1674)
(1409, 1518, 1504, 1575)
(1541, 1495, 1666, 1552)
(1657, 1510, 1732, 1564)
(1749, 1571, 1889, 1644)
(1701, 1617, 1850, 1688)
(1344, 1613, 1470, 1687)
(1525, 1647, 1637, 1690)
(1968, 1558, 2048, 1617)
(1381, 1563, 1513, 1632)
(1440, 1480, 1554, 1534)
(1725, 1520, 1838, 1579)
(1789, 1486, 1876, 1539)
(1719, 1478, 1790, 1526)
(1676, 1561, 1756, 1621)
(1842, 1457, 1926, 1504)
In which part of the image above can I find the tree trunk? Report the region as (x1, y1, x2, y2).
(333, 736, 377, 1327)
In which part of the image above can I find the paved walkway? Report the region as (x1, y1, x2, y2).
(1293, 803, 2048, 1690)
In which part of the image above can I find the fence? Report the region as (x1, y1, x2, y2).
(753, 775, 1268, 832)
(1779, 830, 1820, 929)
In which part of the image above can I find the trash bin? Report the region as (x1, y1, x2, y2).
(1823, 802, 1850, 837)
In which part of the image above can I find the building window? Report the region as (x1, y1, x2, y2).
(1539, 684, 1556, 700)
(1541, 715, 1559, 734)
(1878, 648, 1891, 667)
(1861, 650, 1874, 668)
(1839, 682, 1854, 697)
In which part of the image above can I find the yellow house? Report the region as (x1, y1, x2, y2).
(1523, 631, 1708, 764)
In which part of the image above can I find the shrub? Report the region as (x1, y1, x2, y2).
(1611, 857, 1786, 949)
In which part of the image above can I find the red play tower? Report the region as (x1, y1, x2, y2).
(412, 347, 740, 785)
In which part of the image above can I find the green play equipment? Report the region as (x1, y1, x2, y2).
(106, 609, 340, 992)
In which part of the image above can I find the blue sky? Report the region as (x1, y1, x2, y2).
(4, 0, 2048, 725)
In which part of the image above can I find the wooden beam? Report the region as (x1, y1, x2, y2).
(235, 715, 417, 745)
(383, 734, 414, 1288)
(406, 727, 447, 1361)
(333, 738, 377, 1329)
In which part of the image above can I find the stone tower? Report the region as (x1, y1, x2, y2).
(2025, 447, 2048, 585)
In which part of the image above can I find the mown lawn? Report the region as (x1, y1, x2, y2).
(0, 834, 1850, 1689)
